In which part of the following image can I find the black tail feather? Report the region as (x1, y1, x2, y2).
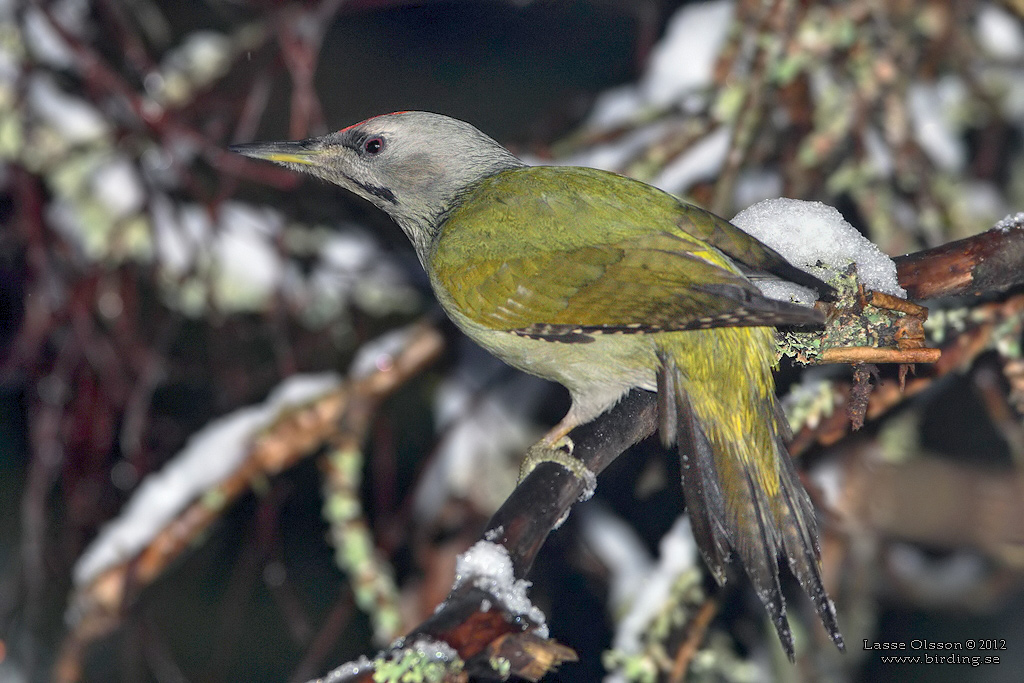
(776, 447, 846, 651)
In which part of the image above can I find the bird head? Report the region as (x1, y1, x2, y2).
(231, 111, 524, 255)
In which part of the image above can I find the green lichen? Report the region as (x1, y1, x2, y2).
(604, 569, 734, 683)
(776, 264, 909, 364)
(488, 655, 512, 678)
(603, 575, 760, 683)
(323, 444, 401, 643)
(602, 650, 657, 683)
(923, 306, 971, 345)
(782, 378, 837, 434)
(878, 409, 922, 465)
(712, 82, 747, 122)
(687, 632, 762, 683)
(372, 646, 463, 683)
(992, 316, 1023, 360)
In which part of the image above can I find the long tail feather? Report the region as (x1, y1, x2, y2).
(776, 448, 845, 651)
(659, 351, 730, 584)
(656, 339, 842, 660)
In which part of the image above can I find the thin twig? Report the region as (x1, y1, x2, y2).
(669, 598, 719, 683)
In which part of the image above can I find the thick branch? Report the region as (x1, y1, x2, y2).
(475, 390, 654, 580)
(895, 225, 1024, 299)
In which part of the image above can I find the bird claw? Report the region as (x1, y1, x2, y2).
(519, 436, 588, 482)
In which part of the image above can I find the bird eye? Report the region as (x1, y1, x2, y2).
(363, 136, 384, 155)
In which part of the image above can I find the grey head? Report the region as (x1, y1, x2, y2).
(230, 111, 525, 255)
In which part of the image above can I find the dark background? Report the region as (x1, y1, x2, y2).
(2, 1, 1024, 682)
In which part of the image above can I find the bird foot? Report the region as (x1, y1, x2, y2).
(519, 436, 594, 492)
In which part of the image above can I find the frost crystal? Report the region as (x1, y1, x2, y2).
(454, 541, 548, 638)
(317, 656, 373, 683)
(994, 211, 1024, 233)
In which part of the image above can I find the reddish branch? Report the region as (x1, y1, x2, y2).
(670, 598, 719, 683)
(895, 225, 1024, 299)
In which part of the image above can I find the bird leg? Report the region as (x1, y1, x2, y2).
(519, 414, 594, 485)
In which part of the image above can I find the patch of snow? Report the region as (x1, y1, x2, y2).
(612, 516, 697, 653)
(164, 31, 231, 81)
(580, 506, 653, 612)
(73, 373, 341, 587)
(27, 74, 109, 143)
(152, 195, 211, 276)
(526, 122, 671, 173)
(732, 198, 907, 299)
(23, 7, 75, 70)
(317, 656, 373, 683)
(576, 467, 598, 502)
(152, 198, 288, 311)
(414, 350, 542, 520)
(454, 541, 548, 638)
(977, 4, 1024, 60)
(581, 1, 733, 131)
(152, 31, 232, 104)
(298, 229, 418, 319)
(93, 156, 145, 218)
(406, 637, 458, 664)
(642, 0, 734, 108)
(585, 85, 645, 129)
(153, 197, 415, 317)
(907, 78, 967, 172)
(994, 211, 1024, 232)
(651, 125, 730, 194)
(212, 202, 283, 308)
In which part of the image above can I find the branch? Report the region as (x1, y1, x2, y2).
(789, 292, 1024, 454)
(895, 222, 1024, 299)
(56, 323, 444, 683)
(311, 391, 659, 682)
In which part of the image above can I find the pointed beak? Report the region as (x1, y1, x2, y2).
(229, 140, 323, 166)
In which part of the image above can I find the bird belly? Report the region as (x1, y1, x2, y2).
(446, 308, 658, 425)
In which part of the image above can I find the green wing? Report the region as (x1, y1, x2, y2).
(430, 166, 825, 340)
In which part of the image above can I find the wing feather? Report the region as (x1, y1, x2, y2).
(431, 167, 827, 340)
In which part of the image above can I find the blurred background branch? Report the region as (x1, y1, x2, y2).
(1, 0, 1023, 681)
